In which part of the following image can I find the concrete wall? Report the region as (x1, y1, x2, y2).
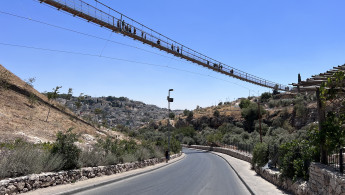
(0, 153, 181, 195)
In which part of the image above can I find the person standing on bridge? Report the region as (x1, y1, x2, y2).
(122, 20, 125, 30)
(171, 44, 174, 51)
(157, 39, 160, 45)
(177, 46, 179, 53)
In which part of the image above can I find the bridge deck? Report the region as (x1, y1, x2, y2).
(39, 0, 289, 91)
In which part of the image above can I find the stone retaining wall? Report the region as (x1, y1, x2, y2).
(0, 153, 181, 195)
(185, 145, 345, 195)
(254, 166, 308, 194)
(309, 162, 345, 195)
(186, 145, 252, 163)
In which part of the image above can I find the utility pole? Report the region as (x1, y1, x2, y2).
(258, 100, 262, 143)
(316, 87, 327, 164)
(167, 89, 174, 161)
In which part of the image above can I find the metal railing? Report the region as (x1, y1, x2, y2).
(38, 0, 290, 91)
(327, 148, 344, 174)
(216, 142, 253, 155)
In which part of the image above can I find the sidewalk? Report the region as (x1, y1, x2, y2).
(212, 151, 291, 195)
(25, 153, 185, 195)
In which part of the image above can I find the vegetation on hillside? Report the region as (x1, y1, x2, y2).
(0, 127, 178, 179)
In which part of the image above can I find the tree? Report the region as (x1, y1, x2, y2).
(74, 93, 84, 110)
(94, 108, 103, 115)
(25, 77, 36, 88)
(213, 110, 220, 117)
(67, 88, 73, 100)
(239, 99, 251, 109)
(186, 111, 193, 122)
(51, 128, 81, 170)
(183, 109, 190, 116)
(273, 89, 280, 95)
(24, 77, 37, 107)
(169, 112, 175, 119)
(46, 86, 61, 122)
(260, 92, 272, 102)
(241, 102, 266, 132)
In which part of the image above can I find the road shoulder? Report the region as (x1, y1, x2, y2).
(189, 148, 290, 195)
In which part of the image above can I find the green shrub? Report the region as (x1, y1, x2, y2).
(252, 142, 268, 167)
(0, 69, 10, 90)
(183, 109, 190, 116)
(268, 100, 279, 108)
(241, 132, 250, 140)
(235, 122, 244, 128)
(121, 153, 137, 163)
(213, 110, 220, 117)
(135, 147, 151, 161)
(260, 92, 272, 102)
(182, 137, 195, 145)
(272, 117, 283, 128)
(294, 103, 307, 118)
(239, 99, 251, 109)
(78, 149, 118, 167)
(278, 139, 317, 181)
(51, 129, 81, 170)
(0, 143, 63, 179)
(255, 122, 269, 135)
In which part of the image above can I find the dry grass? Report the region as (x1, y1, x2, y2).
(0, 145, 64, 179)
(0, 64, 129, 145)
(179, 102, 242, 120)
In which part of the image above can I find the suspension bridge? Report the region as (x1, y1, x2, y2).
(38, 0, 290, 91)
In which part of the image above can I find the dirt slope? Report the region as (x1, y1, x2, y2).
(0, 64, 126, 144)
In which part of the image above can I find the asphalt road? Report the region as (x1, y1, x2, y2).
(75, 148, 250, 195)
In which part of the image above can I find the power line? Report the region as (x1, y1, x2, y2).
(0, 10, 187, 63)
(0, 42, 258, 93)
(36, 0, 289, 91)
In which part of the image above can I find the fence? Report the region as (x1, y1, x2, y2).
(215, 142, 253, 155)
(268, 144, 279, 169)
(327, 148, 344, 174)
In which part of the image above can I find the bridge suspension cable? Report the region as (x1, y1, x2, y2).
(37, 0, 290, 91)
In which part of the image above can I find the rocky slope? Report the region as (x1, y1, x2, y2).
(57, 96, 182, 129)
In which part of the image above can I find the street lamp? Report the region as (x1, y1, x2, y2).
(167, 89, 174, 161)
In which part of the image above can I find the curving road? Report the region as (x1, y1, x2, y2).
(75, 148, 250, 195)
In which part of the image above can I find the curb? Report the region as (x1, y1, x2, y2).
(187, 148, 255, 195)
(211, 152, 255, 195)
(57, 153, 186, 195)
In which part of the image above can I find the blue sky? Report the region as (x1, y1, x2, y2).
(1, 0, 345, 110)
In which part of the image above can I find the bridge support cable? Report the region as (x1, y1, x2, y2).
(38, 0, 290, 91)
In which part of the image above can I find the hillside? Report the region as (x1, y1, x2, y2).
(0, 64, 126, 145)
(55, 95, 183, 130)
